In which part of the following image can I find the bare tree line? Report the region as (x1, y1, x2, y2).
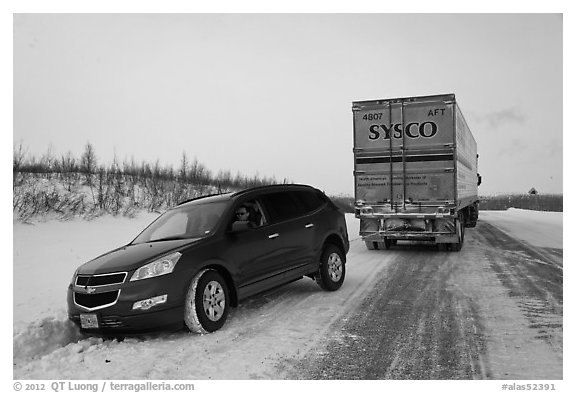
(13, 142, 288, 220)
(479, 194, 562, 212)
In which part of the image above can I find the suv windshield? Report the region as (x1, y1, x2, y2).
(132, 201, 227, 244)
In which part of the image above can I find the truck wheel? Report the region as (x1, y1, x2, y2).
(465, 203, 479, 228)
(449, 217, 465, 252)
(184, 269, 230, 334)
(384, 238, 392, 249)
(365, 241, 377, 250)
(315, 245, 346, 291)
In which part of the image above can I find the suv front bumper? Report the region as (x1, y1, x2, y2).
(67, 272, 189, 334)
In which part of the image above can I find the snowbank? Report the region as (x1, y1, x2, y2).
(13, 316, 86, 363)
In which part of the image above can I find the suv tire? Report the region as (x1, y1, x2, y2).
(315, 245, 345, 291)
(184, 269, 229, 334)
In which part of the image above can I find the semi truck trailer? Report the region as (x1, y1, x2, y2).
(353, 93, 480, 251)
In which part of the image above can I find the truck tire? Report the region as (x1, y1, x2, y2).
(365, 241, 377, 250)
(465, 203, 479, 228)
(315, 245, 346, 291)
(449, 216, 465, 252)
(184, 269, 230, 334)
(365, 240, 396, 250)
(384, 238, 392, 249)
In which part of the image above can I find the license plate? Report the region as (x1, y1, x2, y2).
(80, 314, 99, 329)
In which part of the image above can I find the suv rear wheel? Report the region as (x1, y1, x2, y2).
(184, 269, 230, 334)
(315, 245, 345, 291)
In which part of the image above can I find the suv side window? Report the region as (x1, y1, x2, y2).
(260, 192, 305, 224)
(231, 198, 268, 228)
(292, 189, 326, 214)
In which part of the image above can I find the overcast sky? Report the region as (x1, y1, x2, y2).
(13, 13, 563, 196)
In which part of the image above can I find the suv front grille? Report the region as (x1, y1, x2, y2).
(76, 272, 127, 287)
(100, 316, 126, 328)
(74, 291, 120, 310)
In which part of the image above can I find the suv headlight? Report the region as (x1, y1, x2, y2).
(70, 268, 79, 285)
(130, 252, 182, 281)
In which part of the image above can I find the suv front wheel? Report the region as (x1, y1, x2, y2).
(184, 269, 230, 334)
(315, 244, 345, 291)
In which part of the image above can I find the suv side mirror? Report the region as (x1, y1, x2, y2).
(231, 221, 251, 233)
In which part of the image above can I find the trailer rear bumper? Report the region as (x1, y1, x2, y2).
(359, 215, 460, 244)
(361, 231, 459, 244)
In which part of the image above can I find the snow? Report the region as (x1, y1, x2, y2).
(12, 213, 160, 330)
(480, 208, 562, 249)
(11, 212, 364, 379)
(9, 209, 561, 380)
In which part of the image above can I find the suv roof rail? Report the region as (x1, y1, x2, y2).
(177, 184, 322, 206)
(231, 183, 316, 197)
(176, 192, 230, 206)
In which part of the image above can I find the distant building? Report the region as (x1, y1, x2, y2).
(528, 187, 538, 195)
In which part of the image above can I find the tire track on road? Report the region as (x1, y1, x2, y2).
(289, 243, 489, 379)
(287, 222, 562, 380)
(475, 222, 563, 358)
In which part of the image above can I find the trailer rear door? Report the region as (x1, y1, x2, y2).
(353, 94, 457, 211)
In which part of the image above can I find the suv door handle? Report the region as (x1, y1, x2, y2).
(305, 223, 314, 229)
(268, 233, 280, 239)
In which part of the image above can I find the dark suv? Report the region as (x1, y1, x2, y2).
(67, 184, 349, 334)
